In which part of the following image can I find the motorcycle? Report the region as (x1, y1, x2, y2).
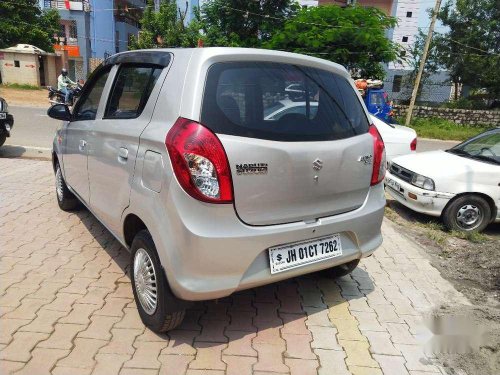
(47, 80, 84, 106)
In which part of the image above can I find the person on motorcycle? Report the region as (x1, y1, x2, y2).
(58, 68, 76, 105)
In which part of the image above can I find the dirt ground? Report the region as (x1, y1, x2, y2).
(385, 197, 500, 375)
(0, 86, 48, 107)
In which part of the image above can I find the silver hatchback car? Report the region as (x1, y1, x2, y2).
(49, 48, 386, 332)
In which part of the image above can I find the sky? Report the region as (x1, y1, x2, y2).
(418, 0, 449, 35)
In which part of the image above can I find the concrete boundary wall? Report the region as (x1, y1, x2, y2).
(393, 105, 500, 126)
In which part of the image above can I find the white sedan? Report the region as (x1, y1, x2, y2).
(370, 115, 417, 161)
(386, 128, 500, 232)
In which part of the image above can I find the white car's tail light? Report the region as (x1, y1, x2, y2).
(369, 124, 386, 186)
(410, 137, 417, 151)
(165, 118, 233, 203)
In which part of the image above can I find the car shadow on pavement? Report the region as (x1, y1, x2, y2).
(0, 144, 51, 160)
(74, 207, 377, 347)
(0, 145, 27, 158)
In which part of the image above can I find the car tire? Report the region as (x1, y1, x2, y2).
(323, 259, 360, 278)
(442, 195, 491, 232)
(0, 134, 6, 147)
(130, 230, 185, 333)
(55, 162, 79, 211)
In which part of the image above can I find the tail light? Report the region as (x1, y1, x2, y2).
(165, 118, 233, 203)
(368, 124, 386, 186)
(410, 137, 417, 151)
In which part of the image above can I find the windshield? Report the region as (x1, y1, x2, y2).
(448, 131, 500, 164)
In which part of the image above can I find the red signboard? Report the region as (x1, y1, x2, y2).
(53, 44, 80, 57)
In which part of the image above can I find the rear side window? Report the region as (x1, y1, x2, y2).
(105, 65, 162, 119)
(201, 62, 369, 142)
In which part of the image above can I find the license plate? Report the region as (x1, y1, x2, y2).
(0, 113, 6, 119)
(386, 178, 401, 191)
(269, 234, 342, 274)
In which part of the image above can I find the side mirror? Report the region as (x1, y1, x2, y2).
(47, 104, 71, 121)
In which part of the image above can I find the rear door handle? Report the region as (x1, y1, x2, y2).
(118, 147, 129, 160)
(78, 139, 87, 151)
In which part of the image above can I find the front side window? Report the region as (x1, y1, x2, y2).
(104, 65, 162, 119)
(201, 62, 369, 142)
(73, 67, 111, 121)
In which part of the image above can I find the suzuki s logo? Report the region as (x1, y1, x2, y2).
(312, 158, 323, 171)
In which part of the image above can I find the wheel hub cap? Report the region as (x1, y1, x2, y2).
(456, 204, 482, 230)
(133, 248, 158, 315)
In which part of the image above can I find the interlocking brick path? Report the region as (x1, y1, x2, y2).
(0, 158, 470, 375)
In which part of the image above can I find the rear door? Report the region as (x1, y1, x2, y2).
(201, 62, 374, 226)
(87, 63, 164, 234)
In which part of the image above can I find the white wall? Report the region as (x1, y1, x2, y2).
(389, 0, 422, 70)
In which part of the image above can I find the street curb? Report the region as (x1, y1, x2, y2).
(419, 137, 461, 143)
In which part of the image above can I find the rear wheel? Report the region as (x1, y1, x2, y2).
(442, 195, 491, 232)
(323, 259, 360, 278)
(0, 134, 6, 147)
(130, 230, 185, 332)
(55, 162, 79, 211)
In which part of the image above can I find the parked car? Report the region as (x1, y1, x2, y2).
(386, 128, 500, 232)
(0, 97, 14, 147)
(370, 115, 417, 161)
(49, 48, 386, 332)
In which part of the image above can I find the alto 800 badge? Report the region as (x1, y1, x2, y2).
(236, 163, 268, 175)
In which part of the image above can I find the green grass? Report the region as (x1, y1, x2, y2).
(450, 230, 488, 243)
(384, 203, 491, 248)
(404, 117, 492, 141)
(1, 83, 41, 90)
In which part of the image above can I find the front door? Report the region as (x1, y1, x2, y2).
(62, 66, 112, 203)
(87, 64, 163, 234)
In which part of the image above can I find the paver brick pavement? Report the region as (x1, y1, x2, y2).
(0, 158, 472, 374)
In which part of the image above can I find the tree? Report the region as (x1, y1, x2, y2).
(200, 0, 299, 47)
(0, 0, 60, 52)
(434, 0, 500, 98)
(399, 30, 443, 101)
(130, 0, 203, 49)
(265, 5, 400, 78)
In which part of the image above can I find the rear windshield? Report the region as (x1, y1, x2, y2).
(201, 62, 369, 142)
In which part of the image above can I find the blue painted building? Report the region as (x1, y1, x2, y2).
(39, 0, 145, 79)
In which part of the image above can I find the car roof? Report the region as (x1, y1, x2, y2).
(104, 47, 349, 78)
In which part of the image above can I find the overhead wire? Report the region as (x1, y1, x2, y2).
(2, 0, 499, 57)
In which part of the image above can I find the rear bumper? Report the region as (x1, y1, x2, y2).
(155, 182, 385, 301)
(385, 171, 454, 217)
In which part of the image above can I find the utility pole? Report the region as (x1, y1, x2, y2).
(405, 0, 442, 126)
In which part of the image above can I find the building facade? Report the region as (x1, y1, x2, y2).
(39, 0, 92, 80)
(39, 0, 145, 80)
(319, 0, 452, 103)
